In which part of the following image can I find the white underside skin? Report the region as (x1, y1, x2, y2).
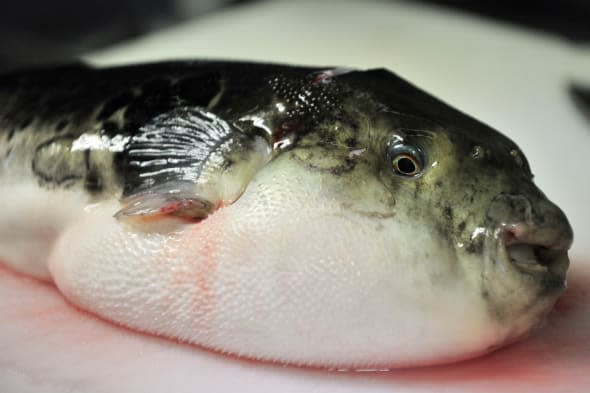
(0, 155, 512, 368)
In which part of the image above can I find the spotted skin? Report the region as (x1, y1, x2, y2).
(0, 61, 573, 368)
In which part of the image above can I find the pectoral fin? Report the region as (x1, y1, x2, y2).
(116, 106, 272, 220)
(114, 181, 215, 219)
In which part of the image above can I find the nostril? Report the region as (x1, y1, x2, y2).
(501, 224, 527, 246)
(501, 222, 572, 251)
(504, 228, 518, 245)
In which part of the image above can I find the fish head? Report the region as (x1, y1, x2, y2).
(366, 112, 572, 330)
(249, 68, 573, 365)
(326, 68, 574, 351)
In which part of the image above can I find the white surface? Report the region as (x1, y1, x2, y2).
(2, 0, 590, 392)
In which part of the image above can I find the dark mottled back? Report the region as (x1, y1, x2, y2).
(0, 61, 315, 137)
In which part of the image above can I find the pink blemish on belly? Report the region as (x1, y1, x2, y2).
(158, 210, 229, 334)
(3, 256, 590, 392)
(193, 215, 224, 304)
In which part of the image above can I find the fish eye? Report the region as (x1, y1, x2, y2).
(388, 144, 424, 177)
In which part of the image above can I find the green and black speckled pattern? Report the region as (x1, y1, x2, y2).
(0, 61, 525, 198)
(0, 61, 331, 196)
(0, 60, 574, 323)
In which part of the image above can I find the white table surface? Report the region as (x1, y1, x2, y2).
(2, 1, 589, 392)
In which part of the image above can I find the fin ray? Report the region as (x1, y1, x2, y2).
(119, 106, 271, 220)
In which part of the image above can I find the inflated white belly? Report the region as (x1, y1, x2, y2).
(0, 157, 508, 368)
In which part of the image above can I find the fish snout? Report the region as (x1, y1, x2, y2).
(489, 194, 573, 284)
(500, 223, 571, 278)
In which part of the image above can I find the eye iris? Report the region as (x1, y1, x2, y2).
(396, 156, 417, 174)
(387, 143, 424, 177)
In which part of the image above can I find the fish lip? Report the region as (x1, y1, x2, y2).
(506, 244, 569, 277)
(499, 225, 570, 281)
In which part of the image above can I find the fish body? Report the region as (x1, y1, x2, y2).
(0, 61, 573, 368)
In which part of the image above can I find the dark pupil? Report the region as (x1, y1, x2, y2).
(397, 157, 416, 174)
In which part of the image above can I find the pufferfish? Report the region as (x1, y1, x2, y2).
(0, 61, 573, 369)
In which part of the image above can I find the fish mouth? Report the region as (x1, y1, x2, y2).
(501, 225, 570, 286)
(505, 243, 569, 276)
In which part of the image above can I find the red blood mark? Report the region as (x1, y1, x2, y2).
(158, 201, 184, 215)
(0, 259, 54, 286)
(272, 119, 304, 150)
(358, 259, 590, 390)
(3, 253, 589, 392)
(1, 261, 228, 361)
(158, 199, 211, 218)
(0, 262, 120, 350)
(3, 251, 590, 390)
(311, 70, 336, 85)
(154, 209, 230, 337)
(187, 216, 220, 316)
(553, 264, 590, 315)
